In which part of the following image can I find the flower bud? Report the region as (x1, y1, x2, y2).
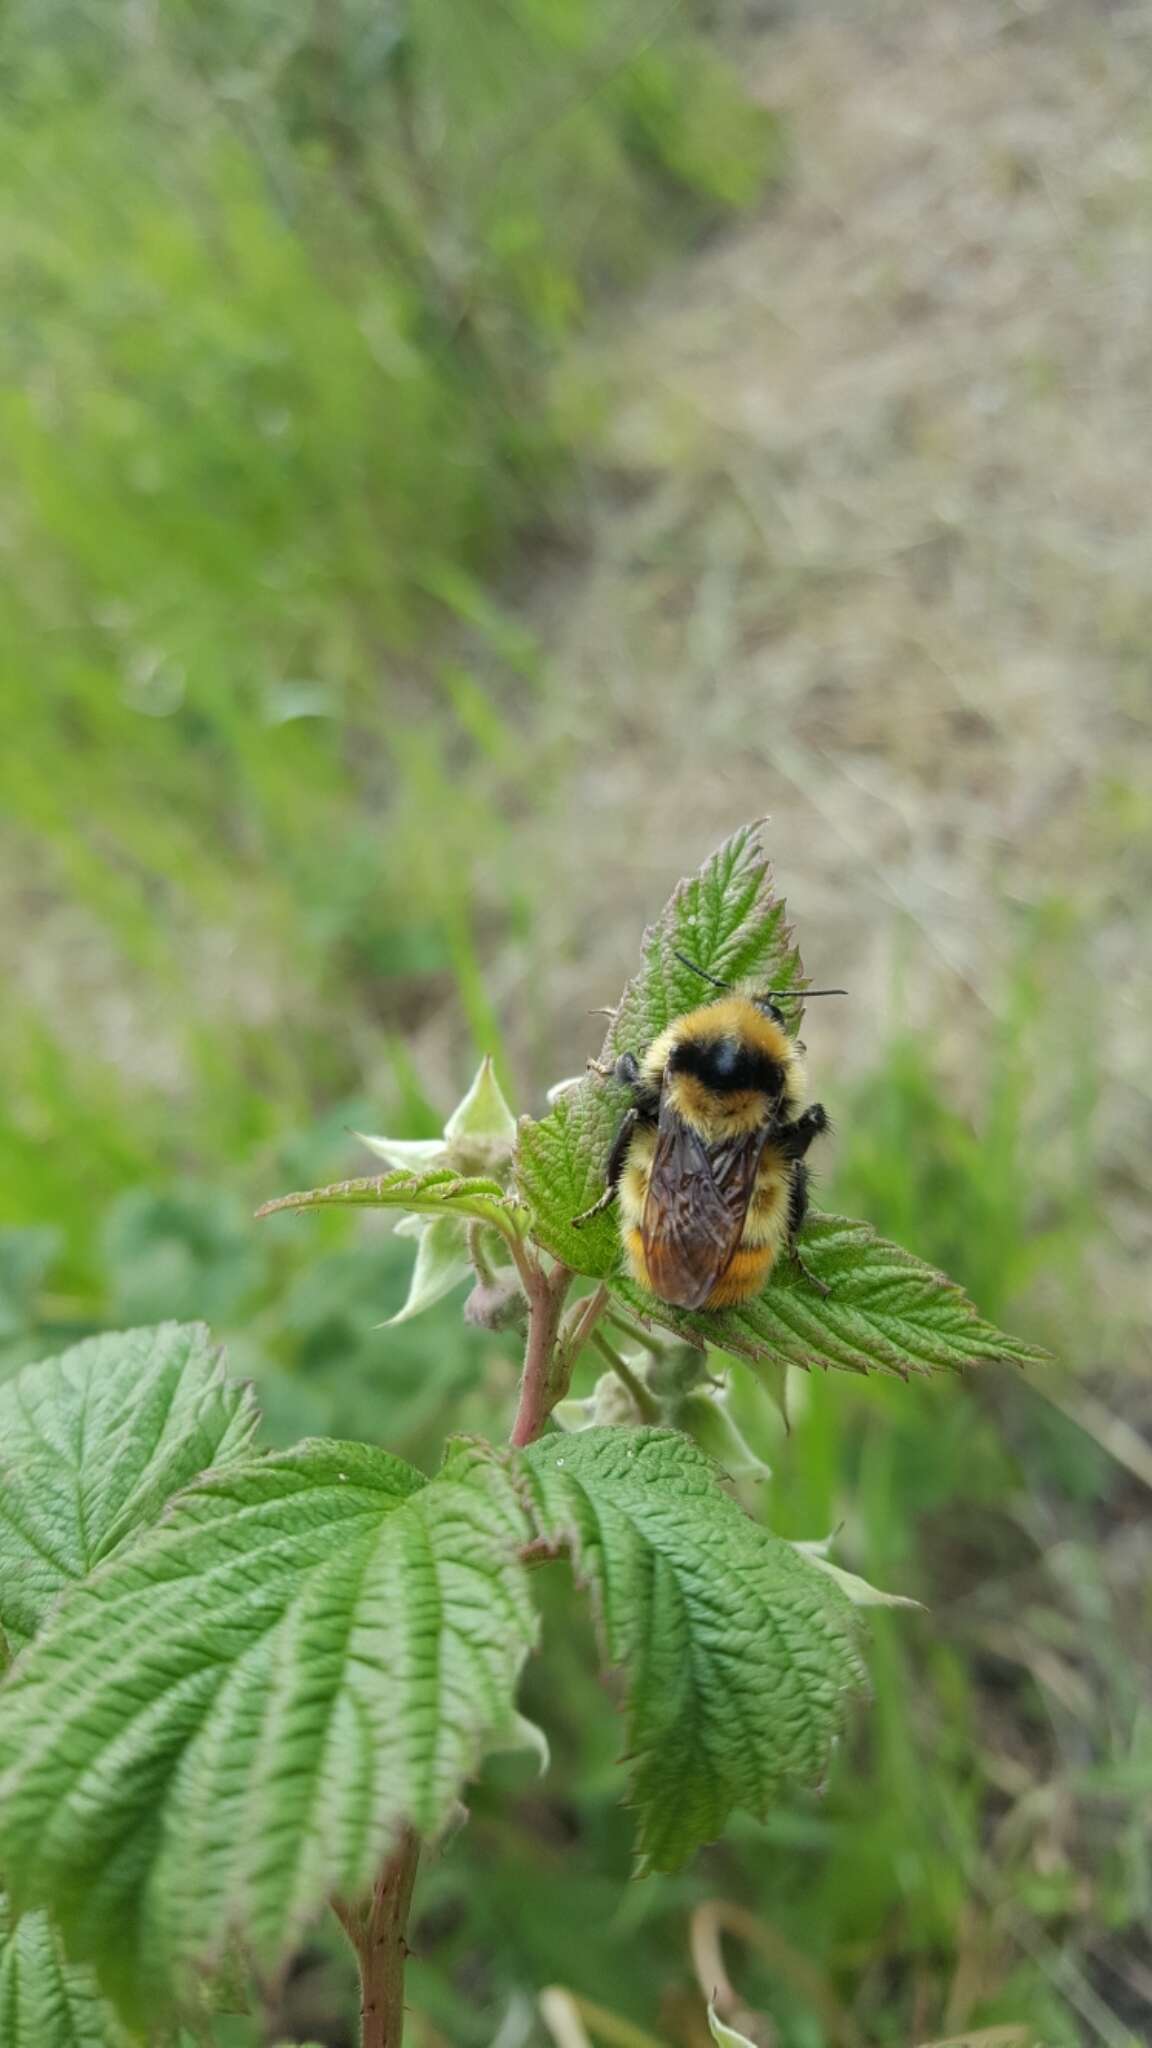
(463, 1274, 526, 1332)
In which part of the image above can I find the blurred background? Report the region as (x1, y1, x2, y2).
(2, 0, 1150, 2041)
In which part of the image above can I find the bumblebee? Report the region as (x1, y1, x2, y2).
(573, 955, 842, 1309)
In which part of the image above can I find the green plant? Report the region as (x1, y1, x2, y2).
(0, 0, 779, 1275)
(0, 825, 1045, 2047)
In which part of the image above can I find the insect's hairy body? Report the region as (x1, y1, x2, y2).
(648, 996, 805, 1134)
(592, 994, 829, 1310)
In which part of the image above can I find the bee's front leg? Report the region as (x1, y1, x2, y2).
(570, 1107, 638, 1228)
(774, 1101, 830, 1160)
(587, 1049, 644, 1085)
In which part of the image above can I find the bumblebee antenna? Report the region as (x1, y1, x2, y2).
(673, 950, 730, 992)
(675, 951, 847, 1000)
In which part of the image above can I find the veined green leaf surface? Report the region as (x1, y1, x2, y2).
(605, 818, 804, 1058)
(515, 1092, 621, 1276)
(519, 1428, 862, 1871)
(612, 1213, 1049, 1379)
(0, 1440, 535, 2024)
(256, 1167, 524, 1241)
(0, 1896, 133, 2048)
(0, 1323, 257, 1651)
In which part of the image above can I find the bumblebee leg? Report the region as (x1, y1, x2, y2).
(570, 1107, 638, 1228)
(587, 1049, 641, 1083)
(775, 1102, 830, 1161)
(586, 1049, 661, 1123)
(791, 1247, 830, 1297)
(786, 1163, 830, 1297)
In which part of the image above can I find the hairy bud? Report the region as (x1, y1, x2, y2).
(463, 1274, 526, 1332)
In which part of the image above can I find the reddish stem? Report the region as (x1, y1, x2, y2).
(335, 1829, 420, 2048)
(510, 1260, 573, 1447)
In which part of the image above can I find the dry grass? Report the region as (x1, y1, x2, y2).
(517, 0, 1152, 1320)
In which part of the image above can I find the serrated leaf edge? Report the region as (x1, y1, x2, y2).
(256, 1169, 527, 1244)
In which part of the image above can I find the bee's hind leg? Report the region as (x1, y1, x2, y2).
(570, 1106, 637, 1229)
(786, 1163, 830, 1298)
(790, 1246, 831, 1298)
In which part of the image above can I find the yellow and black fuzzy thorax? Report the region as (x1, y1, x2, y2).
(646, 996, 806, 1136)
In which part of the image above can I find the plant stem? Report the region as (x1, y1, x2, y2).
(604, 1312, 668, 1358)
(335, 1828, 421, 2048)
(590, 1331, 661, 1421)
(466, 1219, 496, 1287)
(561, 1283, 610, 1362)
(510, 1259, 573, 1447)
(548, 1281, 611, 1416)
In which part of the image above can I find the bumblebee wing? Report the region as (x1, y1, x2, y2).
(642, 1103, 767, 1310)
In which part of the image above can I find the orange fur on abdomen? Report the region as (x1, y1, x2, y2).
(705, 1243, 775, 1307)
(626, 1224, 777, 1306)
(623, 1146, 791, 1307)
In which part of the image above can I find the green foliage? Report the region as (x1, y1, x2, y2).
(516, 1088, 623, 1274)
(384, 1214, 475, 1326)
(833, 955, 1098, 1338)
(0, 1896, 130, 2048)
(520, 1428, 863, 1872)
(614, 1212, 1049, 1379)
(0, 1322, 257, 1650)
(0, 1229, 60, 1346)
(0, 1436, 535, 2025)
(0, 0, 775, 1282)
(0, 826, 1089, 2048)
(608, 818, 804, 1053)
(256, 1166, 525, 1242)
(100, 1191, 264, 1330)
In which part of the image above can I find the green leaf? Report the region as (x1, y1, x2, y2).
(518, 1429, 863, 1871)
(0, 1323, 258, 1652)
(0, 1895, 131, 2047)
(256, 1167, 524, 1242)
(608, 818, 803, 1057)
(383, 1215, 472, 1326)
(515, 822, 803, 1276)
(515, 1092, 621, 1276)
(0, 1439, 536, 2025)
(792, 1547, 921, 1611)
(613, 1212, 1050, 1380)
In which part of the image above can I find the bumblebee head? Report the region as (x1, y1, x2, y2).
(673, 951, 847, 1027)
